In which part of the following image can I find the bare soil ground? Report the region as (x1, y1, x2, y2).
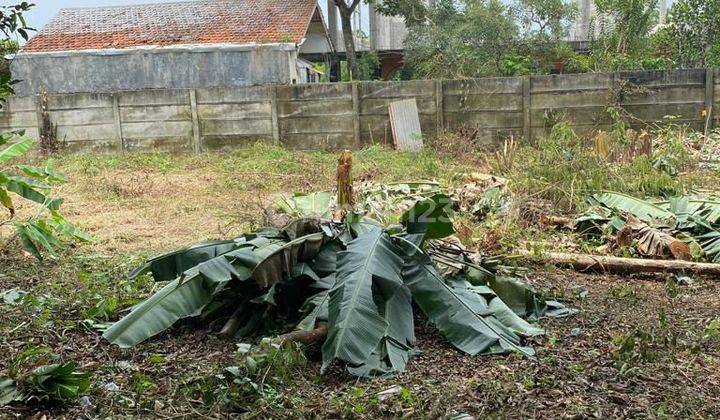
(1, 145, 719, 419)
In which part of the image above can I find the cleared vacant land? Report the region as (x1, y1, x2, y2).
(1, 144, 719, 418)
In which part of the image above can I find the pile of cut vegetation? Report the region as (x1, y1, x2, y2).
(102, 155, 572, 377)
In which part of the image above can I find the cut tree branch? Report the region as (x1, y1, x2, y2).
(517, 249, 720, 276)
(275, 323, 328, 345)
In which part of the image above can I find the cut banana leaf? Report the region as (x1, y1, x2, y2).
(273, 191, 334, 218)
(488, 275, 548, 320)
(105, 234, 323, 347)
(448, 279, 544, 337)
(322, 228, 405, 370)
(348, 283, 415, 377)
(129, 239, 244, 281)
(400, 243, 534, 358)
(593, 191, 674, 222)
(698, 230, 720, 263)
(401, 193, 455, 242)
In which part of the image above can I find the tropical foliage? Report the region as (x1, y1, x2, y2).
(578, 191, 720, 262)
(0, 136, 90, 258)
(1, 362, 90, 406)
(0, 2, 88, 258)
(103, 183, 571, 377)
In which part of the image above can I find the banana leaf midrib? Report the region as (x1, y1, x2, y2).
(333, 230, 388, 342)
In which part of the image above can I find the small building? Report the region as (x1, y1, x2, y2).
(11, 0, 333, 95)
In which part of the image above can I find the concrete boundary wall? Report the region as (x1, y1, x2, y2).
(0, 68, 717, 153)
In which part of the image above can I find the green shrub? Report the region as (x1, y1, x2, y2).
(498, 123, 687, 211)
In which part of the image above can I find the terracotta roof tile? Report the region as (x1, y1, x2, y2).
(22, 0, 318, 52)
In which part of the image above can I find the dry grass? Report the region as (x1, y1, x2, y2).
(1, 140, 719, 418)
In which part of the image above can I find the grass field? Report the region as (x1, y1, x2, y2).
(1, 143, 720, 418)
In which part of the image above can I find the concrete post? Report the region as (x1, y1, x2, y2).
(522, 77, 532, 142)
(351, 82, 361, 146)
(112, 94, 124, 150)
(435, 79, 444, 133)
(705, 68, 715, 133)
(271, 86, 280, 144)
(189, 89, 201, 153)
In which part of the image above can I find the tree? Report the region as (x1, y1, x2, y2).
(592, 0, 658, 55)
(516, 0, 578, 41)
(660, 0, 720, 67)
(333, 0, 363, 80)
(394, 0, 578, 78)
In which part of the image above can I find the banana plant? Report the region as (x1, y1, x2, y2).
(104, 192, 567, 377)
(0, 135, 89, 259)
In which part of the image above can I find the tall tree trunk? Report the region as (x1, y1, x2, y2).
(334, 0, 361, 80)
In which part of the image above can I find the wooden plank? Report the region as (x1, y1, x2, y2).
(0, 110, 39, 128)
(64, 139, 123, 153)
(281, 132, 357, 150)
(123, 136, 193, 152)
(358, 80, 436, 98)
(57, 124, 117, 142)
(360, 96, 437, 115)
(523, 78, 531, 142)
(278, 99, 353, 118)
(203, 135, 273, 150)
(47, 93, 113, 110)
(706, 68, 715, 132)
(443, 93, 522, 112)
(271, 86, 279, 144)
(445, 111, 524, 129)
(443, 78, 522, 95)
(532, 73, 613, 93)
(276, 83, 351, 101)
(279, 115, 353, 135)
(1, 96, 37, 112)
(389, 98, 423, 151)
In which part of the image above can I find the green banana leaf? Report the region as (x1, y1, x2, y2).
(401, 193, 455, 242)
(296, 290, 330, 331)
(698, 230, 720, 263)
(448, 279, 544, 337)
(30, 362, 90, 403)
(129, 239, 246, 281)
(105, 232, 326, 347)
(488, 275, 548, 321)
(593, 191, 675, 222)
(399, 242, 534, 358)
(661, 196, 720, 225)
(273, 190, 334, 218)
(322, 228, 405, 370)
(348, 283, 415, 377)
(0, 139, 33, 164)
(0, 378, 19, 406)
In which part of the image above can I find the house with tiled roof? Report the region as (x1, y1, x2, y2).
(11, 0, 333, 95)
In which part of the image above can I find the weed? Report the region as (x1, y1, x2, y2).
(501, 122, 687, 211)
(219, 339, 307, 410)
